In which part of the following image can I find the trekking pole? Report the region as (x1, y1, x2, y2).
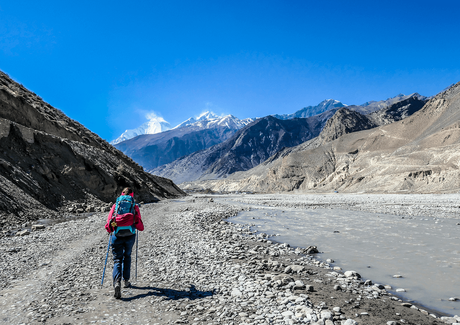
(135, 229, 139, 281)
(101, 233, 112, 287)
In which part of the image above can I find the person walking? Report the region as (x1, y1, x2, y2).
(105, 187, 144, 299)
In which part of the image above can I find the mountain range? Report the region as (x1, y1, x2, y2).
(180, 83, 460, 194)
(114, 113, 254, 170)
(148, 94, 427, 184)
(112, 100, 347, 172)
(114, 94, 427, 181)
(149, 109, 340, 183)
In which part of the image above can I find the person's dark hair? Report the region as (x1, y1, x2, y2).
(122, 187, 133, 195)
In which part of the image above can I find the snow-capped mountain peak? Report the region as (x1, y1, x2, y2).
(197, 111, 219, 121)
(110, 115, 172, 145)
(171, 112, 254, 131)
(112, 111, 254, 145)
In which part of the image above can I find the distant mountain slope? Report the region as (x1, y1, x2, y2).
(272, 99, 345, 120)
(150, 109, 339, 183)
(184, 82, 460, 194)
(115, 114, 254, 170)
(0, 71, 184, 229)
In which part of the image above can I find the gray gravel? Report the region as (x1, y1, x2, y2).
(0, 195, 457, 325)
(217, 193, 460, 219)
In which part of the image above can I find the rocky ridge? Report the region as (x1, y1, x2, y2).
(0, 71, 184, 230)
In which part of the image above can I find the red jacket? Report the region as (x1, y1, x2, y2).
(105, 203, 144, 233)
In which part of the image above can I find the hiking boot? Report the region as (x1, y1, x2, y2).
(114, 281, 121, 299)
(123, 279, 130, 288)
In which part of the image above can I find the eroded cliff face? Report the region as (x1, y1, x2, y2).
(182, 82, 460, 194)
(0, 71, 184, 229)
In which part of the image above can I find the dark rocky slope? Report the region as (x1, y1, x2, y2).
(151, 109, 338, 183)
(0, 71, 184, 229)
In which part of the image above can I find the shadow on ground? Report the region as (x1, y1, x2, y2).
(121, 284, 213, 302)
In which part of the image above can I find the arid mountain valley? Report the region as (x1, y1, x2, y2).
(0, 71, 460, 325)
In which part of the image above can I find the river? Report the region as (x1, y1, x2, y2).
(219, 195, 460, 316)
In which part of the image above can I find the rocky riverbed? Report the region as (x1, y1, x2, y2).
(0, 195, 458, 325)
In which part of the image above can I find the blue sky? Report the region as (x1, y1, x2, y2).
(1, 0, 460, 141)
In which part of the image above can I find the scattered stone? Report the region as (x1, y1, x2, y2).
(31, 224, 45, 231)
(305, 285, 314, 292)
(321, 310, 333, 320)
(285, 265, 305, 274)
(344, 270, 361, 278)
(16, 229, 30, 236)
(441, 316, 459, 324)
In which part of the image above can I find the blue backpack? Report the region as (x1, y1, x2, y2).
(113, 195, 136, 237)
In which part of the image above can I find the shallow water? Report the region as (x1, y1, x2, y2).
(228, 205, 460, 316)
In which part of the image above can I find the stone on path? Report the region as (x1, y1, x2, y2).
(344, 270, 361, 278)
(16, 229, 30, 236)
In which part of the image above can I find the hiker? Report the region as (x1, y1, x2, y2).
(105, 187, 144, 299)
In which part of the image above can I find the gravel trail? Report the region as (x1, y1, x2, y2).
(0, 195, 456, 325)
